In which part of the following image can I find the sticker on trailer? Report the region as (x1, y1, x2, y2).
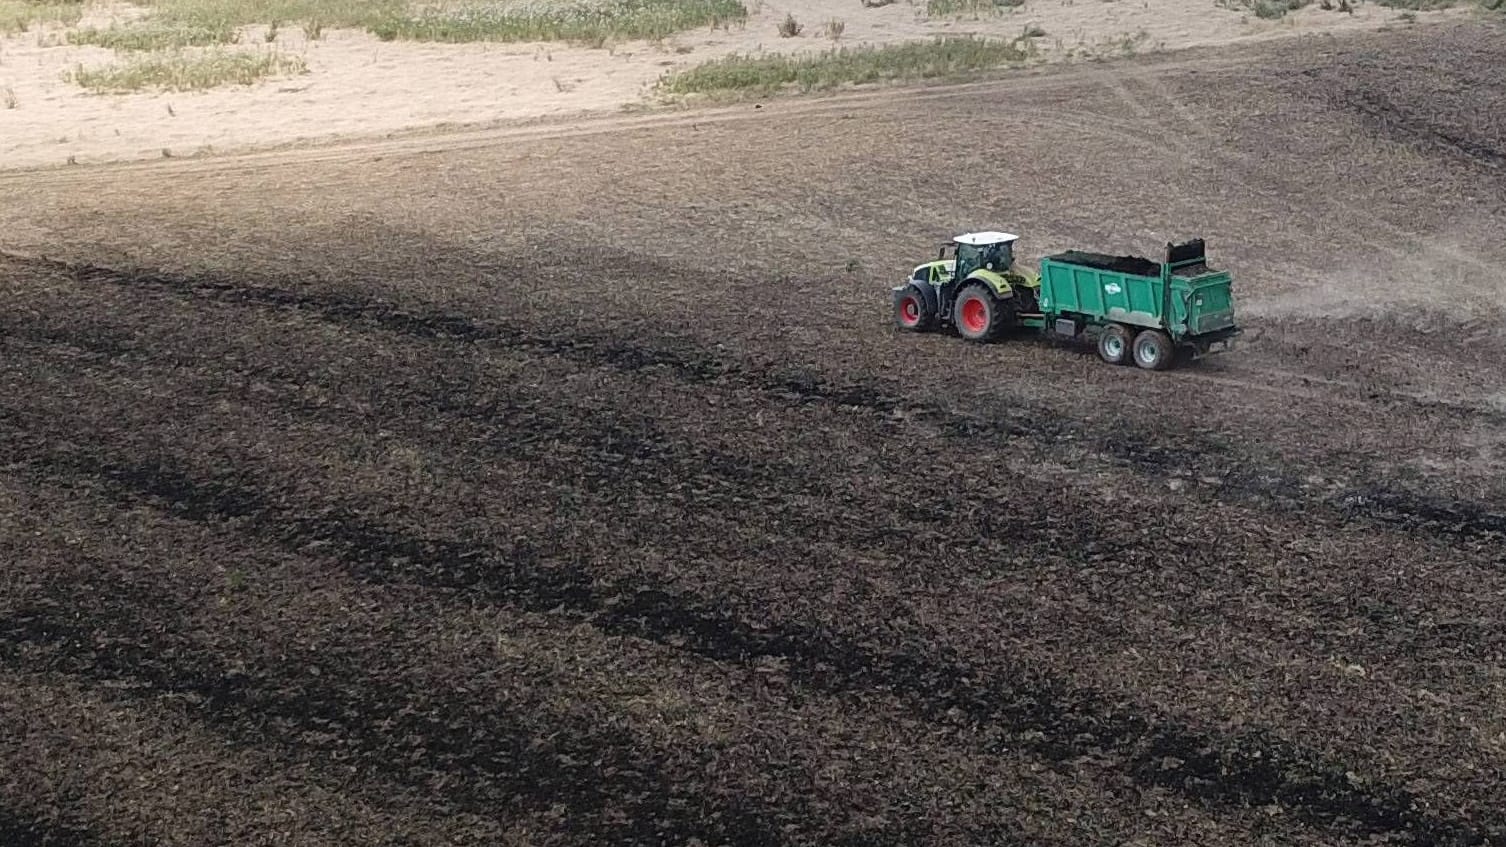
(1104, 283, 1122, 295)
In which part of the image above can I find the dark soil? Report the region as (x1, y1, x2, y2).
(1, 20, 1505, 847)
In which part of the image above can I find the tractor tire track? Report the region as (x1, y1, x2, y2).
(2, 439, 1499, 847)
(0, 569, 794, 847)
(0, 805, 105, 847)
(12, 310, 1506, 696)
(13, 291, 1506, 676)
(10, 252, 1503, 550)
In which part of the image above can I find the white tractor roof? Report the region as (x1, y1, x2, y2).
(953, 231, 1019, 246)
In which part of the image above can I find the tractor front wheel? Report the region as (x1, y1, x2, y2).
(894, 287, 935, 332)
(1132, 329, 1175, 370)
(1097, 323, 1134, 365)
(953, 285, 1010, 342)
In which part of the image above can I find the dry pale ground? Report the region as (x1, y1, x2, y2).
(0, 0, 1469, 171)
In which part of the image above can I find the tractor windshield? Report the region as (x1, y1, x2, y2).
(955, 241, 1013, 279)
(985, 241, 1014, 270)
(956, 243, 983, 278)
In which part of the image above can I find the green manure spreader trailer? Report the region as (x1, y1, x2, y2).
(892, 232, 1240, 370)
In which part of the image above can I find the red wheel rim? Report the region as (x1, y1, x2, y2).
(900, 296, 920, 326)
(961, 297, 988, 334)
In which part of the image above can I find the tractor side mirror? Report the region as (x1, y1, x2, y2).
(937, 246, 946, 260)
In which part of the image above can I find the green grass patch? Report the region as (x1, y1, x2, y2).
(658, 35, 1033, 97)
(66, 48, 307, 93)
(136, 0, 404, 29)
(926, 0, 1024, 16)
(1216, 0, 1309, 18)
(369, 0, 747, 45)
(66, 23, 240, 50)
(1372, 0, 1455, 8)
(0, 0, 84, 34)
(1254, 0, 1307, 18)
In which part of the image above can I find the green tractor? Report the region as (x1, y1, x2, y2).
(892, 231, 1041, 341)
(891, 230, 1241, 370)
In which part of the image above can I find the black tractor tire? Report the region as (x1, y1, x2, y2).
(1132, 328, 1175, 371)
(953, 284, 1012, 343)
(894, 286, 936, 332)
(1097, 323, 1134, 365)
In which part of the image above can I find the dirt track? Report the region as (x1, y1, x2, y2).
(3, 20, 1506, 847)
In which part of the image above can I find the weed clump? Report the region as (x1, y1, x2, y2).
(67, 23, 239, 50)
(66, 48, 307, 93)
(1215, 0, 1309, 18)
(926, 0, 1024, 16)
(1373, 0, 1456, 8)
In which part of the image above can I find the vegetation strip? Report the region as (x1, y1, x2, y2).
(369, 0, 748, 45)
(658, 36, 1033, 96)
(45, 0, 747, 47)
(0, 434, 1497, 846)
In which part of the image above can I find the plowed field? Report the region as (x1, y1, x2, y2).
(2, 21, 1505, 847)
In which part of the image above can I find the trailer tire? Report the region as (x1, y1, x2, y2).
(894, 286, 935, 332)
(954, 284, 1010, 343)
(1132, 329, 1174, 371)
(1097, 323, 1133, 365)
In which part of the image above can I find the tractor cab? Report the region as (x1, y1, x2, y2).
(909, 231, 1019, 287)
(948, 231, 1018, 283)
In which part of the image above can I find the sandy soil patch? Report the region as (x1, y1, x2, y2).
(0, 0, 1469, 170)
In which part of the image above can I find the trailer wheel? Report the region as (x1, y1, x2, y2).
(894, 286, 935, 332)
(954, 285, 1010, 342)
(1132, 329, 1174, 371)
(1097, 324, 1133, 365)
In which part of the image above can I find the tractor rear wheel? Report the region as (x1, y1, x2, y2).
(1097, 323, 1134, 365)
(954, 285, 1011, 342)
(894, 286, 935, 332)
(1132, 329, 1175, 370)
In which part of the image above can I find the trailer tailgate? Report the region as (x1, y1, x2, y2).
(1186, 272, 1236, 334)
